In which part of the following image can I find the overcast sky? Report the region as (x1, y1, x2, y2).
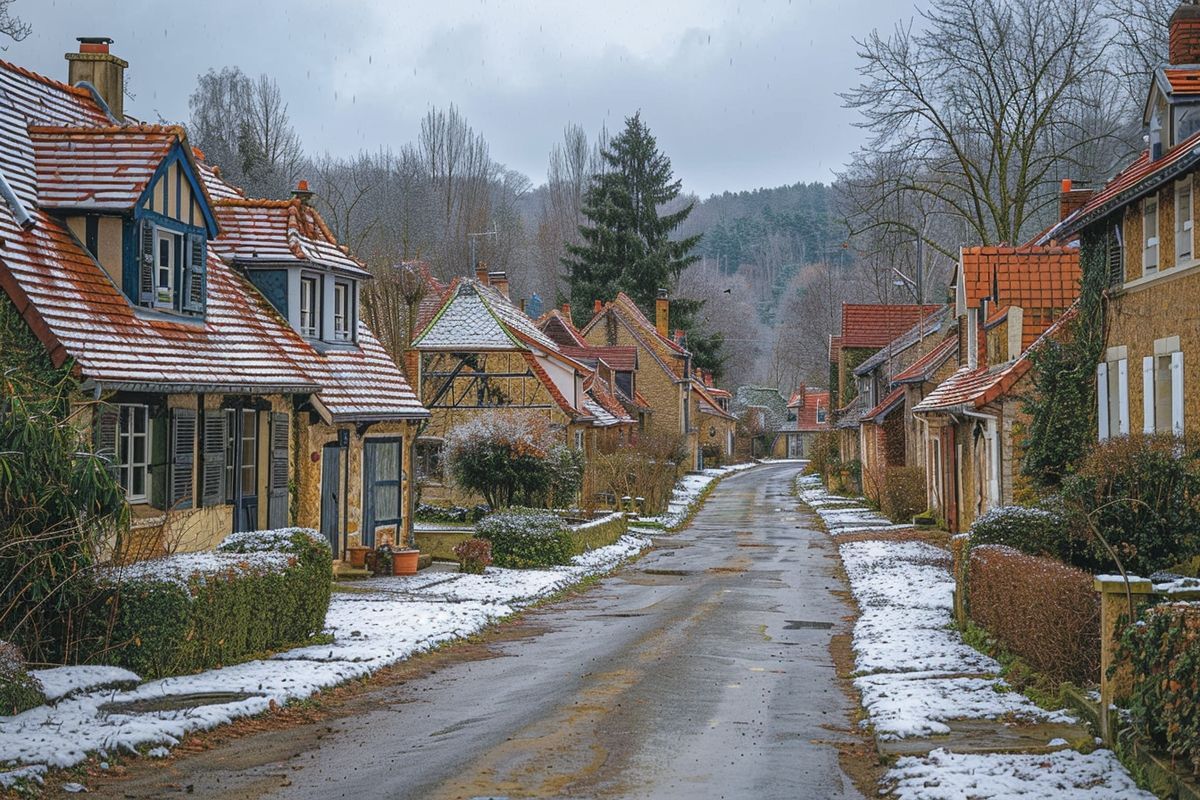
(12, 0, 917, 198)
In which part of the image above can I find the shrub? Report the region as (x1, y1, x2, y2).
(879, 466, 926, 523)
(1060, 433, 1200, 575)
(77, 528, 332, 678)
(453, 538, 492, 574)
(545, 445, 585, 508)
(1119, 601, 1200, 774)
(587, 432, 687, 516)
(0, 641, 44, 715)
(967, 544, 1099, 685)
(968, 502, 1088, 564)
(806, 430, 839, 477)
(475, 508, 573, 568)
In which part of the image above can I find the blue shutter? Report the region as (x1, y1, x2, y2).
(183, 233, 207, 313)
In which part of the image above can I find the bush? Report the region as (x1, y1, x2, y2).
(806, 430, 839, 477)
(1060, 433, 1200, 575)
(0, 641, 44, 715)
(415, 503, 491, 524)
(1120, 601, 1200, 774)
(475, 508, 573, 568)
(967, 544, 1099, 685)
(453, 538, 493, 574)
(968, 502, 1088, 564)
(77, 528, 332, 678)
(879, 466, 926, 523)
(587, 432, 687, 516)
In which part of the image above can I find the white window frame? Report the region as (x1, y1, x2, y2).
(155, 231, 175, 306)
(299, 274, 319, 338)
(816, 405, 827, 424)
(1097, 360, 1129, 441)
(1179, 181, 1194, 266)
(332, 281, 351, 342)
(1147, 351, 1184, 435)
(1144, 197, 1160, 274)
(574, 429, 585, 451)
(118, 404, 151, 503)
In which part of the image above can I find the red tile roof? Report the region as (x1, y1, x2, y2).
(695, 381, 736, 420)
(1165, 68, 1200, 95)
(214, 198, 370, 278)
(839, 303, 942, 349)
(795, 390, 831, 432)
(539, 308, 589, 348)
(560, 344, 637, 372)
(959, 246, 1080, 312)
(29, 125, 180, 210)
(865, 386, 906, 423)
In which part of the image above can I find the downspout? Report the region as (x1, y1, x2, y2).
(0, 169, 34, 230)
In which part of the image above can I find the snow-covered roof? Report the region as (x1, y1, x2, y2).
(413, 278, 559, 352)
(215, 198, 371, 279)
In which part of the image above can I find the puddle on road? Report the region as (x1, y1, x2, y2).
(784, 620, 835, 630)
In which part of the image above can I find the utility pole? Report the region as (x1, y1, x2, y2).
(468, 223, 499, 270)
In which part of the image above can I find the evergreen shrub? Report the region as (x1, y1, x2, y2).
(0, 642, 44, 716)
(79, 528, 331, 678)
(969, 503, 1080, 562)
(475, 508, 573, 569)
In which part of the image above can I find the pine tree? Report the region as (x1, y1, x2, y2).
(564, 113, 707, 352)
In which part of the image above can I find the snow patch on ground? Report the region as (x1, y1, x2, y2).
(0, 534, 651, 780)
(794, 474, 907, 533)
(884, 748, 1155, 799)
(28, 666, 140, 702)
(648, 462, 759, 528)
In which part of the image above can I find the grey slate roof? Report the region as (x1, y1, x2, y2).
(412, 279, 560, 353)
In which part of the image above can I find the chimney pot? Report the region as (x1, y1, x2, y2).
(66, 36, 127, 121)
(488, 271, 509, 298)
(291, 180, 314, 205)
(561, 302, 571, 318)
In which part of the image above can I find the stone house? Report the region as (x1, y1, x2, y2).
(410, 269, 610, 504)
(0, 40, 427, 562)
(913, 246, 1080, 532)
(1044, 4, 1200, 443)
(732, 386, 791, 459)
(782, 387, 831, 458)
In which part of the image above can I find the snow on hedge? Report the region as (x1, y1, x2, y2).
(94, 551, 294, 590)
(883, 748, 1155, 800)
(0, 533, 650, 781)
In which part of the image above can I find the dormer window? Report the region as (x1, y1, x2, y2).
(299, 275, 320, 338)
(333, 280, 353, 342)
(1145, 197, 1160, 274)
(156, 230, 177, 307)
(1178, 104, 1200, 146)
(135, 218, 207, 316)
(1151, 105, 1164, 160)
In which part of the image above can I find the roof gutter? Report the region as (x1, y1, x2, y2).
(91, 380, 321, 395)
(0, 169, 34, 230)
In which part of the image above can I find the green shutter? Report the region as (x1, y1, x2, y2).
(138, 219, 155, 305)
(267, 412, 289, 528)
(170, 408, 197, 509)
(183, 233, 206, 313)
(93, 402, 120, 480)
(201, 410, 227, 507)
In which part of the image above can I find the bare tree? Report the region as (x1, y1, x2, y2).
(841, 0, 1127, 250)
(0, 0, 29, 46)
(1106, 0, 1173, 109)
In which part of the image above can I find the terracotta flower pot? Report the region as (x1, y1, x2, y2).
(347, 546, 371, 568)
(391, 549, 420, 576)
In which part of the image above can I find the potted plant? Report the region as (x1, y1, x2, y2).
(346, 544, 372, 568)
(391, 546, 420, 576)
(373, 543, 393, 576)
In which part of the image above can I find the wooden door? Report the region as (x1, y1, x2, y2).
(320, 443, 341, 557)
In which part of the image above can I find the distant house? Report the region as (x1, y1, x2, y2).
(913, 246, 1080, 532)
(732, 386, 790, 459)
(782, 387, 831, 458)
(0, 41, 427, 563)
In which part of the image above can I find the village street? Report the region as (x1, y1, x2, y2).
(74, 463, 862, 800)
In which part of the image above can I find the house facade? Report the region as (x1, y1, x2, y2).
(782, 387, 831, 458)
(0, 41, 426, 562)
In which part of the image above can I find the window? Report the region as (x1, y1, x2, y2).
(415, 439, 443, 482)
(816, 404, 827, 424)
(1178, 181, 1194, 265)
(333, 281, 352, 341)
(1178, 104, 1200, 145)
(156, 231, 176, 306)
(1144, 197, 1160, 274)
(1144, 350, 1184, 436)
(300, 275, 319, 337)
(84, 215, 99, 259)
(574, 430, 585, 450)
(118, 404, 150, 502)
(614, 371, 633, 400)
(1096, 360, 1128, 441)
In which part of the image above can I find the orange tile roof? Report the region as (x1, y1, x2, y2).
(1165, 68, 1200, 95)
(959, 246, 1080, 312)
(214, 198, 371, 278)
(839, 303, 942, 349)
(560, 345, 637, 372)
(29, 125, 180, 210)
(539, 308, 589, 348)
(865, 386, 906, 423)
(795, 390, 831, 432)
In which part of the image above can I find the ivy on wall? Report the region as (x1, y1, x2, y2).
(1020, 229, 1107, 491)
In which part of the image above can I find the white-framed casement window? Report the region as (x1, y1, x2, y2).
(299, 275, 319, 338)
(1144, 197, 1160, 275)
(1144, 349, 1184, 436)
(574, 429, 585, 450)
(1096, 360, 1129, 441)
(118, 404, 151, 502)
(155, 231, 176, 306)
(1179, 180, 1194, 266)
(332, 281, 351, 341)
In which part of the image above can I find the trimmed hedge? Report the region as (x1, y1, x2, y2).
(79, 528, 332, 678)
(475, 508, 572, 568)
(967, 544, 1099, 685)
(1120, 601, 1200, 774)
(415, 503, 491, 524)
(969, 503, 1074, 560)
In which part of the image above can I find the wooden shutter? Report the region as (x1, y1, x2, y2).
(1117, 359, 1130, 436)
(1143, 356, 1156, 434)
(94, 402, 120, 479)
(1096, 363, 1109, 441)
(267, 412, 289, 528)
(1172, 351, 1185, 436)
(201, 410, 227, 507)
(1107, 225, 1124, 286)
(183, 233, 206, 313)
(169, 408, 197, 509)
(138, 219, 155, 304)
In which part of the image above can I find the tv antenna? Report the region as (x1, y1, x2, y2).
(468, 224, 500, 270)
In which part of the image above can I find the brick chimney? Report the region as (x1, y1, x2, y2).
(488, 271, 509, 298)
(1059, 179, 1093, 222)
(593, 298, 603, 315)
(403, 348, 421, 387)
(1171, 3, 1200, 65)
(561, 302, 571, 318)
(66, 37, 127, 121)
(474, 261, 488, 284)
(292, 180, 314, 206)
(655, 289, 670, 339)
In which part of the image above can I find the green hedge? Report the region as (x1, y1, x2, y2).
(1120, 602, 1200, 772)
(475, 508, 573, 568)
(80, 528, 331, 678)
(0, 642, 44, 716)
(568, 512, 628, 556)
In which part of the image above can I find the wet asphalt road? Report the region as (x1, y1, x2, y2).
(94, 463, 863, 799)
